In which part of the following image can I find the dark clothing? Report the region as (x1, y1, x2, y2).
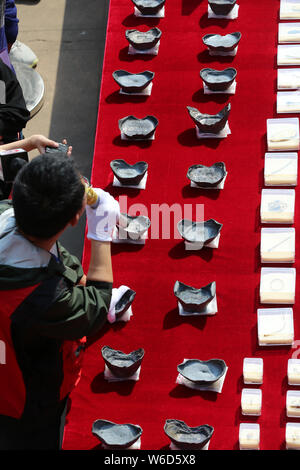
(0, 1, 18, 49)
(0, 56, 30, 201)
(0, 57, 30, 140)
(4, 0, 19, 47)
(0, 0, 18, 71)
(0, 396, 68, 450)
(0, 200, 112, 449)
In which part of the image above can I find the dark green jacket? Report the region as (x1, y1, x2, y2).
(0, 200, 112, 426)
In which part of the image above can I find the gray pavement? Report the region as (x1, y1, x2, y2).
(15, 0, 110, 260)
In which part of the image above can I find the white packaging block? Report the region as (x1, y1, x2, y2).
(260, 228, 295, 263)
(264, 152, 298, 186)
(260, 189, 295, 224)
(119, 82, 153, 96)
(102, 437, 141, 450)
(121, 132, 155, 141)
(287, 390, 300, 417)
(113, 172, 148, 189)
(243, 358, 263, 385)
(104, 365, 141, 382)
(239, 423, 260, 450)
(286, 423, 300, 449)
(184, 232, 220, 251)
(208, 46, 238, 57)
(170, 441, 209, 451)
(241, 389, 262, 416)
(196, 122, 231, 139)
(280, 0, 300, 19)
(257, 308, 294, 346)
(207, 4, 239, 19)
(134, 6, 165, 17)
(288, 359, 300, 385)
(260, 268, 296, 304)
(278, 44, 300, 65)
(278, 68, 300, 89)
(279, 22, 300, 43)
(128, 42, 160, 56)
(203, 81, 236, 95)
(277, 91, 300, 113)
(267, 118, 299, 151)
(184, 240, 204, 251)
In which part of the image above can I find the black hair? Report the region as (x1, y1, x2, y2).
(12, 153, 85, 239)
(9, 157, 27, 179)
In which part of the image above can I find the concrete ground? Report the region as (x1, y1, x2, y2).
(15, 0, 110, 260)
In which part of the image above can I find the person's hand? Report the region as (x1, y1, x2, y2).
(78, 274, 87, 286)
(28, 135, 72, 156)
(86, 188, 120, 242)
(28, 135, 58, 154)
(62, 138, 72, 156)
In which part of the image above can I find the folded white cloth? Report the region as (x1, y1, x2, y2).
(107, 285, 132, 323)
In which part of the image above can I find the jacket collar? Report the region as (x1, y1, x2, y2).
(0, 208, 76, 289)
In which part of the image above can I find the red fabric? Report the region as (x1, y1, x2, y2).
(63, 0, 298, 450)
(59, 336, 87, 401)
(0, 285, 36, 418)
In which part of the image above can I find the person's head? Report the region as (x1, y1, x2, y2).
(12, 153, 86, 240)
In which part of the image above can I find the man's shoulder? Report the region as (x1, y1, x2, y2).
(0, 199, 12, 214)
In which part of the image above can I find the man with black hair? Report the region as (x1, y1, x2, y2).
(0, 153, 120, 449)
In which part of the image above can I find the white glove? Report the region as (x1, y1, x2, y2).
(107, 285, 133, 324)
(86, 188, 120, 242)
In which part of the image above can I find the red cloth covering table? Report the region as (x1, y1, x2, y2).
(62, 0, 298, 450)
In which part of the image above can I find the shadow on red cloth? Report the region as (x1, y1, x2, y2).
(113, 135, 154, 149)
(168, 241, 215, 262)
(104, 181, 142, 199)
(118, 47, 158, 63)
(191, 89, 230, 105)
(163, 307, 208, 331)
(177, 128, 223, 149)
(105, 90, 150, 105)
(181, 0, 202, 16)
(181, 184, 222, 200)
(169, 385, 219, 402)
(111, 242, 146, 255)
(90, 372, 138, 396)
(199, 12, 232, 29)
(197, 50, 236, 65)
(121, 14, 161, 28)
(85, 321, 127, 349)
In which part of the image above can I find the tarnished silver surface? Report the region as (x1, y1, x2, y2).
(11, 60, 44, 118)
